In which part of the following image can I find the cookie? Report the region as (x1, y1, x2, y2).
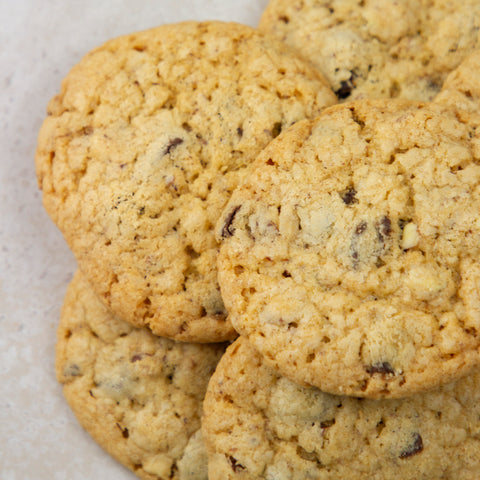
(434, 50, 480, 128)
(216, 98, 480, 398)
(259, 0, 480, 102)
(56, 271, 227, 480)
(202, 336, 480, 480)
(35, 21, 336, 342)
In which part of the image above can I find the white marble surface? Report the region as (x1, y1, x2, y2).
(0, 1, 268, 478)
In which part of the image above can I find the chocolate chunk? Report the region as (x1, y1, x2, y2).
(271, 122, 282, 138)
(81, 126, 94, 136)
(65, 364, 81, 377)
(376, 216, 392, 242)
(399, 433, 424, 458)
(131, 353, 152, 362)
(375, 257, 386, 268)
(355, 220, 368, 235)
(228, 456, 246, 472)
(366, 362, 395, 375)
(296, 446, 317, 462)
(221, 205, 241, 238)
(117, 423, 129, 439)
(335, 79, 354, 99)
(427, 78, 441, 92)
(320, 418, 335, 429)
(163, 137, 183, 155)
(340, 186, 358, 205)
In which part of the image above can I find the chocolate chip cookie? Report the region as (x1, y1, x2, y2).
(216, 98, 480, 398)
(259, 0, 480, 102)
(203, 337, 480, 479)
(56, 271, 226, 479)
(36, 21, 336, 342)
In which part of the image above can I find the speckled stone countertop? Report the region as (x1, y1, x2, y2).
(0, 1, 267, 478)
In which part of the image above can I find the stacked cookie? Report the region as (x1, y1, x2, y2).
(35, 20, 336, 480)
(35, 3, 480, 480)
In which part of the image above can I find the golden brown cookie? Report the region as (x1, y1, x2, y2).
(202, 337, 480, 480)
(216, 98, 480, 398)
(259, 0, 480, 102)
(56, 271, 227, 480)
(434, 50, 480, 128)
(35, 21, 336, 342)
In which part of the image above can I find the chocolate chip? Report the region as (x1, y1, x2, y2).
(271, 122, 282, 138)
(131, 353, 152, 362)
(376, 216, 392, 243)
(163, 137, 183, 155)
(427, 78, 441, 91)
(320, 418, 335, 429)
(375, 257, 386, 268)
(355, 221, 368, 235)
(296, 446, 317, 462)
(340, 186, 358, 205)
(221, 205, 241, 238)
(117, 423, 129, 439)
(81, 126, 94, 136)
(399, 433, 424, 458)
(228, 456, 246, 472)
(65, 364, 81, 377)
(366, 362, 395, 375)
(335, 79, 354, 99)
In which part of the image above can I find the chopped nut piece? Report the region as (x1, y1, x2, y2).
(401, 222, 419, 249)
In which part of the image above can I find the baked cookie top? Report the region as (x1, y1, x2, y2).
(202, 337, 480, 480)
(435, 50, 480, 128)
(56, 271, 226, 480)
(35, 21, 336, 342)
(259, 0, 480, 102)
(216, 98, 480, 398)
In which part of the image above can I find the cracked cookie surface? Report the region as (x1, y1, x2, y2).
(216, 99, 480, 398)
(202, 337, 480, 480)
(56, 271, 226, 480)
(35, 21, 336, 342)
(259, 0, 480, 102)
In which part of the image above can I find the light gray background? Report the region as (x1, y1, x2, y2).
(0, 1, 268, 478)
